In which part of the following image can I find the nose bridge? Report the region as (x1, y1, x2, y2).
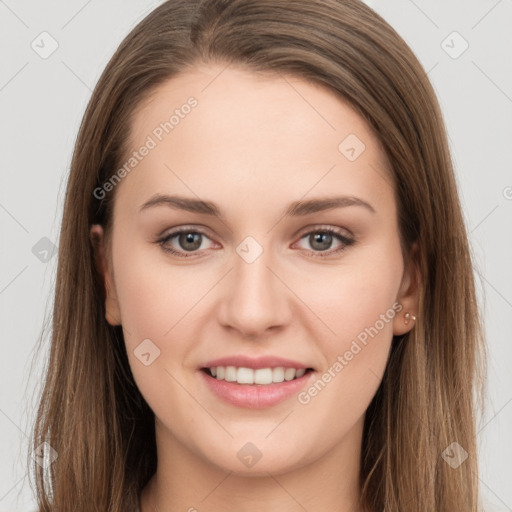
(219, 234, 290, 336)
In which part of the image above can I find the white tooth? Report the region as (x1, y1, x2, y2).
(254, 368, 273, 385)
(225, 366, 237, 382)
(284, 368, 297, 381)
(272, 367, 285, 383)
(237, 367, 254, 384)
(212, 366, 305, 384)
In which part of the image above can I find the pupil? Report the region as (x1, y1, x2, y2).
(311, 232, 332, 251)
(180, 232, 201, 251)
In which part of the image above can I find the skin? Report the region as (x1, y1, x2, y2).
(90, 63, 419, 512)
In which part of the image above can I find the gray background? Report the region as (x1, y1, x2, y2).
(1, 1, 511, 510)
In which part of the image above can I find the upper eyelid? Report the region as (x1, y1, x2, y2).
(295, 224, 354, 239)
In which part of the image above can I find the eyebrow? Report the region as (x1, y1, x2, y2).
(139, 193, 376, 219)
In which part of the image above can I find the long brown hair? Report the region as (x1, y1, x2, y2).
(29, 1, 487, 510)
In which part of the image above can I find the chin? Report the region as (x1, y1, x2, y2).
(197, 438, 305, 475)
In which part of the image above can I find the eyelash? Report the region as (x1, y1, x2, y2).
(156, 226, 355, 259)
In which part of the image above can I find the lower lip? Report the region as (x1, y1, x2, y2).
(199, 369, 314, 409)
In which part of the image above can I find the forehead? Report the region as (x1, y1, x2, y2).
(116, 63, 394, 220)
(130, 63, 381, 148)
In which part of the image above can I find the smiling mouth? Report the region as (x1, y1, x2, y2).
(200, 366, 315, 385)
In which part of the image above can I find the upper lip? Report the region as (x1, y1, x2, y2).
(200, 355, 313, 370)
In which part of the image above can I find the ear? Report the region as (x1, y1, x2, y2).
(393, 241, 420, 336)
(90, 224, 122, 326)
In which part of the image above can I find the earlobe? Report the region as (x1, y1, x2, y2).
(403, 312, 417, 325)
(393, 242, 420, 336)
(90, 224, 122, 326)
(393, 309, 418, 336)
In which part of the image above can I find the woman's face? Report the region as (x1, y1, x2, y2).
(92, 63, 418, 476)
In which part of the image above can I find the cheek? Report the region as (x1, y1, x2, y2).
(293, 295, 397, 460)
(113, 250, 201, 417)
(113, 241, 205, 339)
(110, 244, 194, 390)
(293, 238, 403, 412)
(295, 237, 403, 348)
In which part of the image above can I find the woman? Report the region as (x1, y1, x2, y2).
(29, 0, 486, 511)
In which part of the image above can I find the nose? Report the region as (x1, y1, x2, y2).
(217, 242, 292, 339)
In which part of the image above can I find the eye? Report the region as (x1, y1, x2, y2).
(157, 227, 216, 258)
(156, 225, 355, 259)
(293, 227, 355, 258)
